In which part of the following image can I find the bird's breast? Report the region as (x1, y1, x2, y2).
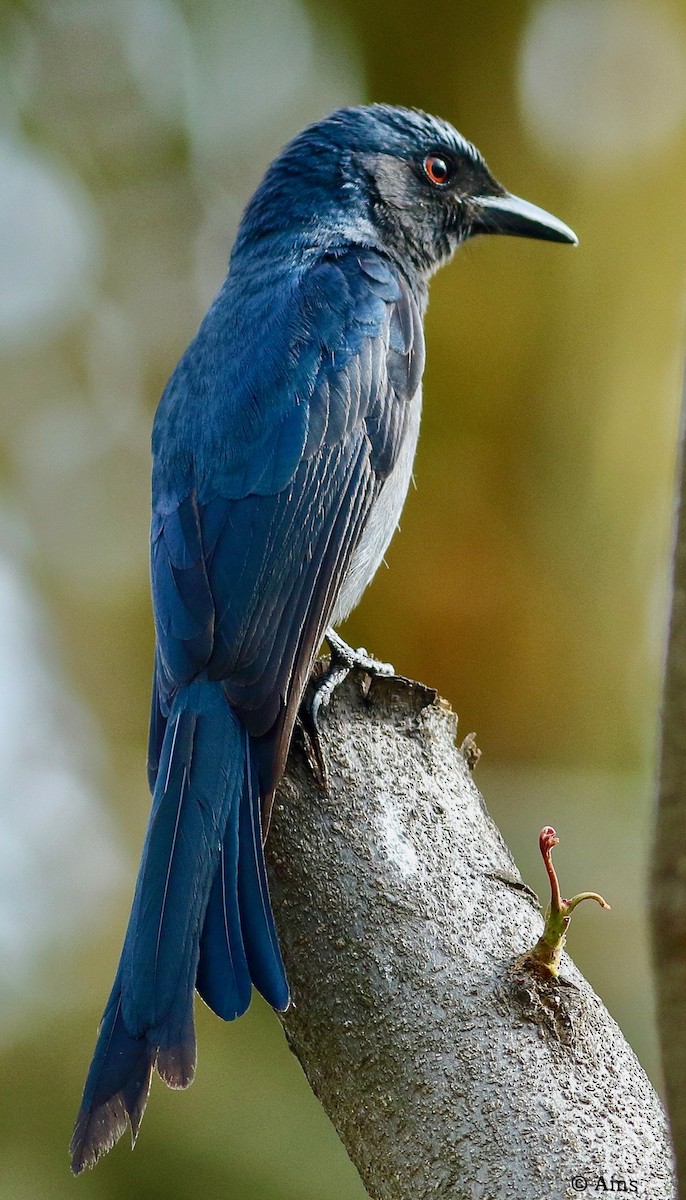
(331, 386, 423, 625)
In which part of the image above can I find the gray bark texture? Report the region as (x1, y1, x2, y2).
(653, 384, 686, 1199)
(267, 670, 674, 1200)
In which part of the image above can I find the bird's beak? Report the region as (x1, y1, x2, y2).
(470, 192, 578, 246)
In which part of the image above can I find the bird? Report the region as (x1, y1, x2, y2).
(70, 103, 576, 1173)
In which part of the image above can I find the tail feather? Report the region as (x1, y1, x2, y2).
(155, 996, 197, 1089)
(71, 681, 291, 1173)
(69, 979, 154, 1175)
(71, 681, 247, 1173)
(123, 694, 243, 1034)
(237, 739, 290, 1011)
(196, 730, 289, 1018)
(196, 835, 252, 1021)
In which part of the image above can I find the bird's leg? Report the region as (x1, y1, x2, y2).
(299, 630, 395, 790)
(301, 629, 395, 788)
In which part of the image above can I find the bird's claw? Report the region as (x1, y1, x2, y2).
(324, 629, 394, 680)
(309, 661, 352, 728)
(300, 629, 395, 790)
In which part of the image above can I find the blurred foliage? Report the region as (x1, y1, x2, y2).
(0, 0, 685, 1196)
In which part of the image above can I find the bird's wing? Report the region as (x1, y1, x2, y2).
(148, 249, 425, 800)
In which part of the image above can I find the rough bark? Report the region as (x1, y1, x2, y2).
(268, 671, 674, 1200)
(653, 382, 686, 1199)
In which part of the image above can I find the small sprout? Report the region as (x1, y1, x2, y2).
(523, 826, 610, 979)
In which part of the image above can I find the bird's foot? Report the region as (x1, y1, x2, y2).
(313, 629, 394, 724)
(299, 629, 395, 791)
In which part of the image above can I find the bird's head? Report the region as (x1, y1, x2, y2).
(236, 105, 576, 276)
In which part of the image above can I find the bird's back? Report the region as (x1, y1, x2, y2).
(150, 244, 425, 794)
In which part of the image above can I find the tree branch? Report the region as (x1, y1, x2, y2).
(653, 377, 686, 1199)
(268, 672, 674, 1200)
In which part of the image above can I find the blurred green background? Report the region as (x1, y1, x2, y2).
(1, 0, 685, 1196)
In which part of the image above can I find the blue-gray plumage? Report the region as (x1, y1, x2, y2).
(70, 104, 576, 1172)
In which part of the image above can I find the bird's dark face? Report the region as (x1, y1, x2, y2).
(235, 105, 576, 277)
(345, 106, 576, 273)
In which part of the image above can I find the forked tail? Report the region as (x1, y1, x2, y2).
(70, 681, 288, 1173)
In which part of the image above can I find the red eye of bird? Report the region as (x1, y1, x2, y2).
(423, 154, 451, 185)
